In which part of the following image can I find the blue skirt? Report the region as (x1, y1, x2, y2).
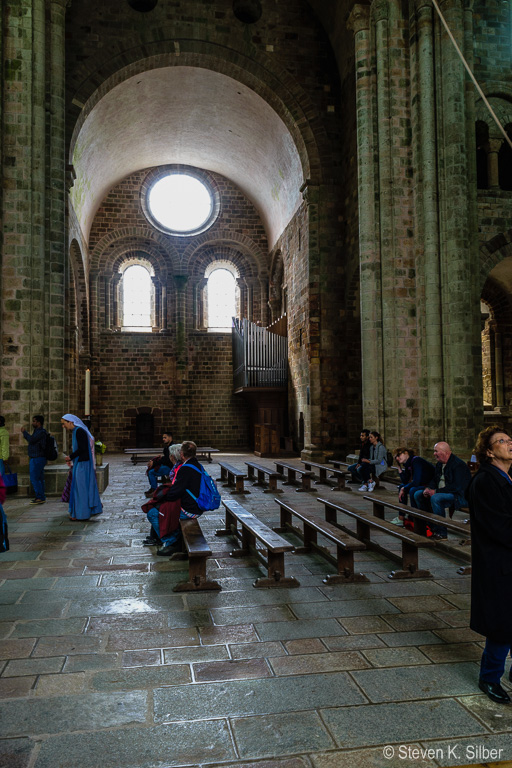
(69, 460, 102, 520)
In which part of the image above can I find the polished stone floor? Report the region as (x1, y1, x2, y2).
(1, 453, 512, 768)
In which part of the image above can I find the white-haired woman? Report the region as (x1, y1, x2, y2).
(61, 414, 102, 521)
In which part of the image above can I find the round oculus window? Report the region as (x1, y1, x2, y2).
(147, 173, 214, 234)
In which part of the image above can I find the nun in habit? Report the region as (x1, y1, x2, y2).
(61, 414, 103, 521)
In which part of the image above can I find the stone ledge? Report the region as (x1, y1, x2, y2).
(15, 462, 109, 497)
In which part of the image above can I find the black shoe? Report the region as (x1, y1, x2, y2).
(432, 533, 448, 541)
(144, 489, 154, 498)
(156, 544, 181, 557)
(347, 480, 359, 485)
(143, 537, 161, 546)
(478, 679, 511, 704)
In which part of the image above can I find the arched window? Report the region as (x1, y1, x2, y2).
(206, 266, 237, 330)
(122, 264, 152, 330)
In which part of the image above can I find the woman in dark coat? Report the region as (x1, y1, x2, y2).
(468, 426, 512, 704)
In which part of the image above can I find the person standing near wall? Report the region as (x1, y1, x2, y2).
(21, 415, 47, 504)
(0, 416, 9, 477)
(468, 426, 512, 705)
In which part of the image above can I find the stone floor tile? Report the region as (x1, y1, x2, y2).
(378, 631, 445, 647)
(185, 586, 326, 609)
(199, 624, 258, 645)
(0, 690, 147, 737)
(0, 576, 56, 591)
(456, 693, 512, 732)
(3, 656, 65, 677)
(419, 643, 483, 663)
(311, 744, 438, 768)
(167, 608, 212, 628)
(0, 638, 37, 659)
(321, 698, 486, 749)
(0, 568, 40, 579)
(193, 657, 271, 682)
(0, 675, 36, 699)
(350, 661, 480, 703)
(35, 568, 85, 578)
(433, 628, 484, 643)
(440, 593, 471, 610)
(122, 648, 162, 666)
(435, 578, 471, 594)
(232, 711, 336, 759)
(415, 734, 511, 766)
(105, 627, 199, 651)
(362, 647, 431, 667)
(338, 616, 394, 634)
(10, 617, 87, 637)
(34, 672, 86, 696)
(33, 720, 235, 768)
(323, 634, 387, 651)
(154, 671, 366, 722)
(86, 613, 168, 634)
(319, 580, 451, 601)
(91, 664, 191, 691)
(284, 638, 326, 655)
(33, 634, 102, 657)
(255, 619, 347, 642)
(271, 650, 370, 676)
(0, 736, 35, 768)
(163, 644, 230, 664)
(63, 652, 120, 672)
(211, 605, 296, 626)
(207, 759, 309, 768)
(290, 598, 399, 620)
(0, 552, 41, 561)
(0, 601, 68, 621)
(382, 612, 450, 632)
(386, 595, 455, 613)
(432, 609, 471, 627)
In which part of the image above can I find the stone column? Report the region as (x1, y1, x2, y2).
(436, 0, 482, 451)
(487, 138, 502, 189)
(414, 0, 445, 449)
(347, 5, 384, 433)
(174, 275, 188, 361)
(151, 276, 161, 330)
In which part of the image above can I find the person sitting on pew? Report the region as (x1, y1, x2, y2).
(145, 430, 174, 497)
(412, 441, 471, 540)
(357, 431, 388, 493)
(347, 429, 371, 484)
(391, 448, 435, 526)
(142, 443, 183, 547)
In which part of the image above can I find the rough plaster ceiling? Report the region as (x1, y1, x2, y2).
(71, 67, 305, 249)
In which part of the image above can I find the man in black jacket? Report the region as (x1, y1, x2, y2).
(156, 440, 203, 556)
(21, 415, 47, 504)
(412, 441, 471, 539)
(347, 430, 371, 484)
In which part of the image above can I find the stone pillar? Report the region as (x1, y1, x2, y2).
(174, 275, 188, 361)
(161, 285, 168, 330)
(151, 276, 161, 330)
(436, 0, 482, 451)
(347, 5, 384, 433)
(487, 138, 502, 189)
(111, 273, 122, 329)
(494, 331, 504, 408)
(414, 0, 445, 449)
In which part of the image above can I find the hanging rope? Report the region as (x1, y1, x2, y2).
(431, 0, 512, 149)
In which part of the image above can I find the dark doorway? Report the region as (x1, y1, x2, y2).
(136, 413, 154, 447)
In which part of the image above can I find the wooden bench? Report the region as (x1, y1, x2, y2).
(274, 461, 314, 492)
(245, 461, 283, 494)
(274, 499, 368, 584)
(217, 461, 249, 494)
(196, 447, 219, 463)
(317, 497, 435, 580)
(365, 495, 472, 574)
(301, 460, 350, 491)
(172, 518, 222, 592)
(215, 498, 299, 588)
(329, 459, 381, 489)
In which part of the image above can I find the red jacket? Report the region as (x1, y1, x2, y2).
(0, 475, 6, 505)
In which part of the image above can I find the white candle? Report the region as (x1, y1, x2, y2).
(85, 369, 91, 416)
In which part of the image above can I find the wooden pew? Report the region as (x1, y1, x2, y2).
(329, 459, 381, 490)
(172, 518, 222, 592)
(274, 498, 368, 584)
(364, 495, 472, 574)
(274, 461, 314, 492)
(217, 461, 249, 494)
(216, 498, 299, 588)
(317, 497, 435, 580)
(301, 460, 350, 491)
(245, 461, 283, 493)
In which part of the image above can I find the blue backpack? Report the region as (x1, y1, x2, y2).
(0, 506, 9, 552)
(185, 465, 221, 511)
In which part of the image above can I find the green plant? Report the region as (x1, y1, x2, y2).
(94, 440, 106, 455)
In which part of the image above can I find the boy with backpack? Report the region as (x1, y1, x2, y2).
(21, 415, 48, 504)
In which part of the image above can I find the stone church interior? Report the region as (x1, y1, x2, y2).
(1, 1, 512, 766)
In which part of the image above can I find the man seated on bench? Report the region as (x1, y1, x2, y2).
(153, 440, 205, 557)
(412, 441, 471, 540)
(391, 448, 435, 527)
(145, 430, 174, 497)
(142, 443, 183, 547)
(347, 429, 371, 484)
